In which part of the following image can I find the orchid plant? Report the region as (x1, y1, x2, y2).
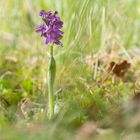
(36, 10, 63, 118)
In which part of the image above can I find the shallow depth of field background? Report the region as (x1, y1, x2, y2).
(0, 0, 140, 140)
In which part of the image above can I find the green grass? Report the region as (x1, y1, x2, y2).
(0, 0, 140, 139)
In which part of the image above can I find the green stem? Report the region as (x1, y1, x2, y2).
(50, 42, 53, 56)
(48, 43, 56, 118)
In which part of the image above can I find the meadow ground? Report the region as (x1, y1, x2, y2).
(0, 0, 140, 139)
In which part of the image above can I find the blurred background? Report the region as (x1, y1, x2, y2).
(0, 0, 140, 139)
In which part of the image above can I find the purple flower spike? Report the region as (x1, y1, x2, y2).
(36, 10, 63, 46)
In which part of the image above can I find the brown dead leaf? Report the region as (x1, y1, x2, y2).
(109, 60, 131, 77)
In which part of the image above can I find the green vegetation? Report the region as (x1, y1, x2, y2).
(0, 0, 140, 139)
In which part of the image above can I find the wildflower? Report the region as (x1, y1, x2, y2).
(36, 10, 64, 118)
(36, 10, 63, 46)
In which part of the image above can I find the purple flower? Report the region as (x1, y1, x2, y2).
(36, 10, 63, 46)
